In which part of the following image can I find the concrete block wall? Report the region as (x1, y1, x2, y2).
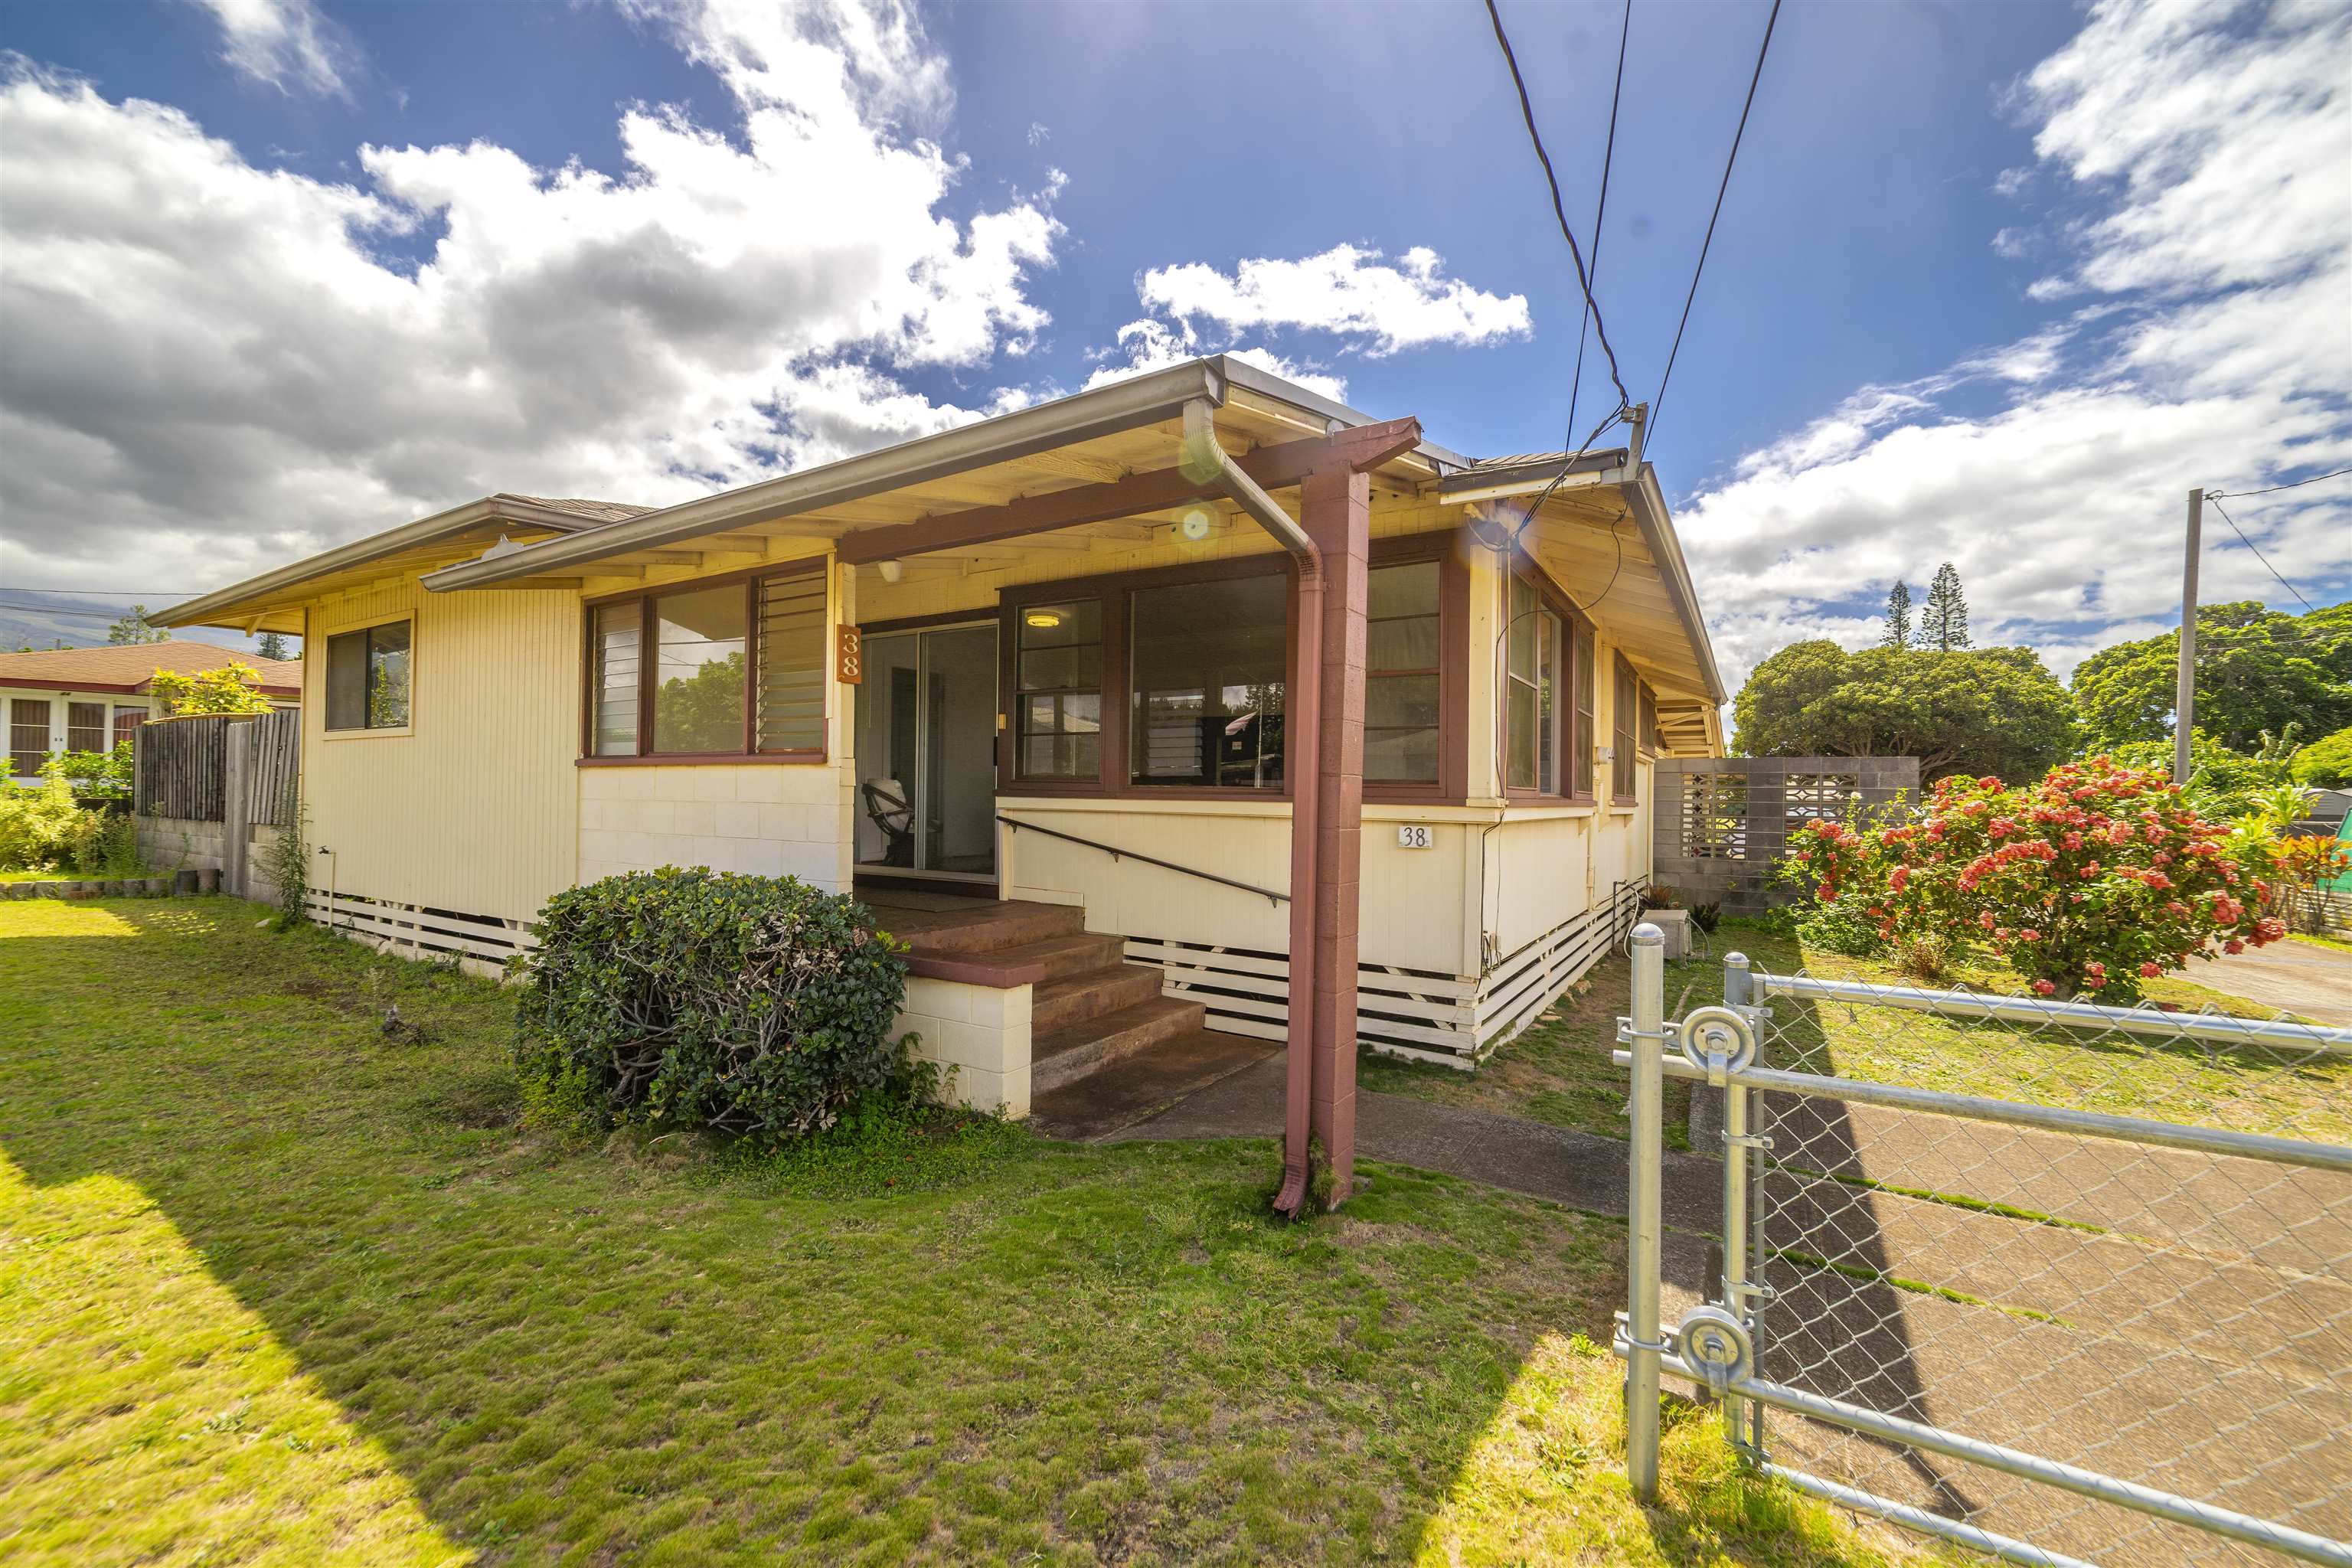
(139, 814, 287, 907)
(893, 973, 1034, 1118)
(1652, 756, 1920, 915)
(577, 763, 855, 893)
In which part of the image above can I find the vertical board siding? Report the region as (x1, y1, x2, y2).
(303, 579, 583, 926)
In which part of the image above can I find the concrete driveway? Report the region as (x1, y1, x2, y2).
(2195, 938, 2352, 1026)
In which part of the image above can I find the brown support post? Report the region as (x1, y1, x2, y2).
(1302, 464, 1370, 1205)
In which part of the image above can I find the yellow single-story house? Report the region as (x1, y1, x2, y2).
(161, 357, 1723, 1207)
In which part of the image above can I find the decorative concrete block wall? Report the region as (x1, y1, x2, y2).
(893, 973, 1034, 1118)
(1652, 756, 1920, 916)
(138, 814, 286, 907)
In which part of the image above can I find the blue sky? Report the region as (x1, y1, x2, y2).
(2, 0, 2345, 685)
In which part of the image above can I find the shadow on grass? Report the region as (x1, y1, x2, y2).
(2, 900, 1928, 1566)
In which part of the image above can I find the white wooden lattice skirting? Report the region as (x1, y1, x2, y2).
(305, 890, 535, 976)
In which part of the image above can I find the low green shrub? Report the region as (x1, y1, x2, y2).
(70, 811, 145, 879)
(511, 867, 912, 1143)
(0, 762, 103, 872)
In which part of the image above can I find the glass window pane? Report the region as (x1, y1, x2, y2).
(1368, 560, 1439, 619)
(757, 571, 826, 752)
(326, 630, 366, 730)
(1365, 726, 1439, 784)
(1573, 627, 1596, 797)
(1129, 574, 1286, 789)
(67, 702, 106, 753)
(1366, 673, 1439, 783)
(367, 621, 411, 729)
(1014, 600, 1102, 781)
(1538, 611, 1559, 794)
(1506, 680, 1537, 790)
(652, 585, 746, 753)
(591, 603, 641, 756)
(1506, 576, 1537, 683)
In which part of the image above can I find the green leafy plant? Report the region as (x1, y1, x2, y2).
(71, 812, 147, 879)
(2291, 726, 2352, 789)
(0, 760, 103, 872)
(52, 741, 134, 802)
(262, 779, 310, 929)
(149, 664, 275, 716)
(1788, 756, 2282, 999)
(511, 867, 912, 1143)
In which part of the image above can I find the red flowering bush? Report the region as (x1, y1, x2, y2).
(1787, 757, 2283, 999)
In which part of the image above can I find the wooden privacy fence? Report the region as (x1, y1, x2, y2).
(134, 709, 299, 825)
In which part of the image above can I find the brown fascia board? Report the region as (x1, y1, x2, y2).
(420, 357, 1471, 593)
(1622, 465, 1727, 705)
(151, 494, 601, 630)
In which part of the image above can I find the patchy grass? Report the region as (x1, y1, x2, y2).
(1364, 920, 2350, 1145)
(0, 897, 1932, 1566)
(2288, 930, 2352, 956)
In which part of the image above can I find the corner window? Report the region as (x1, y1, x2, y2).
(1130, 576, 1286, 789)
(1014, 599, 1102, 781)
(325, 620, 411, 731)
(588, 564, 828, 760)
(1365, 561, 1441, 784)
(1612, 655, 1639, 800)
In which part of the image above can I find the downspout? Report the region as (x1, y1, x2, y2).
(1181, 400, 1322, 1216)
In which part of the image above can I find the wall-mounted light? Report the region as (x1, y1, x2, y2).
(1024, 608, 1064, 630)
(877, 559, 903, 583)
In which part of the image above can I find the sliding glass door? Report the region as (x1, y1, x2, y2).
(854, 623, 998, 881)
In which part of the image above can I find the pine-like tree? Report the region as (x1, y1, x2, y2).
(256, 631, 292, 661)
(1920, 563, 1971, 652)
(1880, 581, 1913, 650)
(106, 605, 168, 645)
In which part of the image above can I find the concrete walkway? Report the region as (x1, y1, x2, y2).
(2195, 937, 2352, 1026)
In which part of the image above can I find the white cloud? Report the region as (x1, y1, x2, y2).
(1683, 0, 2352, 701)
(1134, 243, 1528, 356)
(0, 0, 1063, 592)
(1081, 318, 1350, 403)
(189, 0, 354, 97)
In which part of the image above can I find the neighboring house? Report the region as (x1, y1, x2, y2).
(158, 359, 1724, 1181)
(1, 640, 299, 779)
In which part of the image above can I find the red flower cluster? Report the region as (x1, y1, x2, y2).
(1786, 757, 2282, 998)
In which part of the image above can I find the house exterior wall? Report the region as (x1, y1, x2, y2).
(577, 763, 854, 893)
(301, 576, 583, 928)
(893, 974, 1034, 1117)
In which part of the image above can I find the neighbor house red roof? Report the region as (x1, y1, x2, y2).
(0, 639, 301, 697)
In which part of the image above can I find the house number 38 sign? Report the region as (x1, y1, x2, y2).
(1395, 825, 1433, 849)
(835, 625, 863, 685)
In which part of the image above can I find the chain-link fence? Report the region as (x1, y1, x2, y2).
(1615, 929, 2352, 1566)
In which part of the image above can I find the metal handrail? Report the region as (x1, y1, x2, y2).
(995, 813, 1287, 906)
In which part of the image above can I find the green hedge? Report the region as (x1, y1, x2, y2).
(513, 868, 910, 1142)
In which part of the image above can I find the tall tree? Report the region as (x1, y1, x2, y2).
(255, 631, 292, 662)
(1733, 640, 2076, 782)
(1919, 564, 1970, 652)
(1880, 580, 1913, 650)
(106, 605, 168, 645)
(2072, 599, 2352, 753)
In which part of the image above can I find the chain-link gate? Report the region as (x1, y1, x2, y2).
(1613, 923, 2352, 1566)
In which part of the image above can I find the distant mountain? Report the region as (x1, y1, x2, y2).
(0, 592, 297, 658)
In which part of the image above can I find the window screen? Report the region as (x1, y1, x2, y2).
(1612, 656, 1638, 799)
(1014, 599, 1102, 781)
(651, 585, 747, 754)
(67, 702, 106, 753)
(1129, 576, 1286, 789)
(1572, 625, 1596, 798)
(9, 698, 49, 777)
(1364, 561, 1440, 784)
(1505, 576, 1563, 793)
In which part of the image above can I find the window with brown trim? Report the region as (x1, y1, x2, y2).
(67, 702, 106, 754)
(1130, 575, 1285, 789)
(326, 619, 411, 731)
(1571, 623, 1596, 799)
(1366, 560, 1441, 784)
(113, 706, 146, 746)
(1612, 655, 1639, 801)
(1505, 570, 1584, 797)
(586, 563, 827, 760)
(9, 698, 49, 778)
(1014, 598, 1102, 782)
(1639, 681, 1659, 756)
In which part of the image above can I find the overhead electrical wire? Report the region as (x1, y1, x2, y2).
(1564, 0, 1634, 453)
(1647, 0, 1784, 446)
(2203, 493, 2317, 612)
(2207, 466, 2352, 498)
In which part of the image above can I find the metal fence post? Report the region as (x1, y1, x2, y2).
(1720, 951, 1755, 1458)
(1625, 921, 1666, 1501)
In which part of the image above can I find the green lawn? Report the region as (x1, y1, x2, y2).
(1364, 920, 2351, 1145)
(0, 897, 1928, 1566)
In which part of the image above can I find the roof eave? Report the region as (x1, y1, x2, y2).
(1620, 465, 1727, 705)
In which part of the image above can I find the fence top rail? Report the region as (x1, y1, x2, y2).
(1753, 969, 2352, 1057)
(1621, 1048, 2352, 1174)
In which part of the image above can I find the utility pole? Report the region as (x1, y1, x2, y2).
(2174, 487, 2202, 784)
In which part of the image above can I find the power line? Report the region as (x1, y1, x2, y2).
(1484, 0, 1633, 415)
(0, 586, 205, 596)
(2208, 465, 2352, 498)
(1648, 0, 1784, 446)
(2203, 493, 2316, 612)
(1565, 0, 1634, 451)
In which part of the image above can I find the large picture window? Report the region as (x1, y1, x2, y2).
(587, 564, 828, 760)
(1365, 561, 1440, 784)
(1130, 575, 1286, 789)
(1014, 599, 1102, 781)
(325, 619, 411, 732)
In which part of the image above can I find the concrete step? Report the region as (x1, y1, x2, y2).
(880, 900, 1086, 957)
(1028, 1027, 1279, 1142)
(1031, 995, 1209, 1096)
(984, 930, 1131, 984)
(1032, 962, 1168, 1033)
